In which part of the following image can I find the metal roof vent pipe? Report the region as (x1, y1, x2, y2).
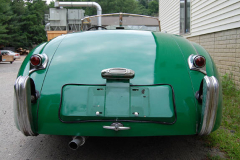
(55, 1, 102, 26)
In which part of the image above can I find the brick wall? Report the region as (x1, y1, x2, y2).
(187, 28, 240, 87)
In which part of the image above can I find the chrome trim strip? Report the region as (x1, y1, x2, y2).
(14, 76, 37, 136)
(198, 76, 219, 135)
(188, 54, 207, 74)
(29, 53, 48, 74)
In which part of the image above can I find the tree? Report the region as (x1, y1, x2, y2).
(148, 0, 159, 16)
(63, 0, 139, 15)
(0, 0, 160, 49)
(63, 0, 158, 16)
(132, 2, 148, 15)
(21, 0, 47, 47)
(8, 0, 26, 48)
(139, 0, 148, 9)
(48, 1, 55, 8)
(0, 0, 12, 46)
(0, 0, 48, 49)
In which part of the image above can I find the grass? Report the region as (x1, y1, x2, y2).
(207, 153, 225, 160)
(204, 74, 240, 160)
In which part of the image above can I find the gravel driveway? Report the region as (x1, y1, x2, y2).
(0, 56, 222, 160)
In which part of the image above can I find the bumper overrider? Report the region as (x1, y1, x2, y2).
(14, 76, 37, 136)
(198, 76, 219, 135)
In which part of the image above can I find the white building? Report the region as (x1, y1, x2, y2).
(159, 0, 240, 36)
(159, 0, 240, 87)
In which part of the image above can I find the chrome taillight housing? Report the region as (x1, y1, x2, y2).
(29, 53, 48, 74)
(188, 54, 207, 74)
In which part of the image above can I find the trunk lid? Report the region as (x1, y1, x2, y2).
(37, 30, 197, 133)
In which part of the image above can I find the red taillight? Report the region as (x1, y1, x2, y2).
(193, 56, 206, 68)
(16, 54, 19, 56)
(30, 55, 42, 66)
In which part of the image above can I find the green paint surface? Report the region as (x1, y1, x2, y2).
(16, 30, 222, 136)
(60, 84, 174, 122)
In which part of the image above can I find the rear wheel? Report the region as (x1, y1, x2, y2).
(10, 61, 13, 64)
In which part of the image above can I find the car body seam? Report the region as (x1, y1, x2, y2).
(170, 35, 199, 133)
(36, 35, 68, 132)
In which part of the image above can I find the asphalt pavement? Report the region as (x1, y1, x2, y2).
(0, 56, 224, 160)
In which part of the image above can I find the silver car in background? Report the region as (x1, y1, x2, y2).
(0, 50, 20, 60)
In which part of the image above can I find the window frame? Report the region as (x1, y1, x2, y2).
(180, 0, 191, 35)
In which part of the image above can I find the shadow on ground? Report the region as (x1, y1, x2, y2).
(11, 135, 212, 160)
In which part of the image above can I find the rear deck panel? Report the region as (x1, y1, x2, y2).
(37, 30, 198, 136)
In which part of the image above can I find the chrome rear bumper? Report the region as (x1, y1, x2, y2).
(14, 76, 37, 136)
(198, 76, 219, 135)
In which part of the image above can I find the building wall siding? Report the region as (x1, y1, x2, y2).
(159, 0, 180, 34)
(159, 0, 240, 86)
(187, 28, 240, 87)
(189, 0, 240, 37)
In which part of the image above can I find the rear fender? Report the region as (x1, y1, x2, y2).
(15, 35, 67, 135)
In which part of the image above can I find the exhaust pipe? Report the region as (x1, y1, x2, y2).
(69, 136, 87, 150)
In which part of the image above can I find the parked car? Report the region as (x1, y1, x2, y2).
(0, 50, 14, 64)
(14, 13, 222, 150)
(0, 50, 20, 60)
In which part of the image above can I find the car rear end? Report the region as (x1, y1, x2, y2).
(14, 53, 20, 59)
(9, 51, 20, 59)
(14, 30, 222, 137)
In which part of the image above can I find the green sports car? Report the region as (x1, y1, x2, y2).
(14, 13, 222, 150)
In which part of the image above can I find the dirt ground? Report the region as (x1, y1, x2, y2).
(0, 56, 225, 160)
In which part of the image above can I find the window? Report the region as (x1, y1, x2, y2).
(180, 0, 190, 34)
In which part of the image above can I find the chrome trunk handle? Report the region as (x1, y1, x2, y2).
(103, 123, 130, 131)
(101, 68, 135, 79)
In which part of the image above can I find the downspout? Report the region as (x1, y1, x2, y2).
(54, 1, 102, 26)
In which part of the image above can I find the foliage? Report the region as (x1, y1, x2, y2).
(65, 0, 158, 16)
(0, 0, 12, 46)
(48, 1, 55, 8)
(0, 0, 159, 49)
(204, 74, 240, 160)
(22, 0, 47, 47)
(139, 0, 148, 8)
(207, 154, 225, 160)
(132, 2, 148, 15)
(0, 0, 48, 49)
(8, 0, 26, 48)
(221, 73, 238, 97)
(148, 0, 159, 16)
